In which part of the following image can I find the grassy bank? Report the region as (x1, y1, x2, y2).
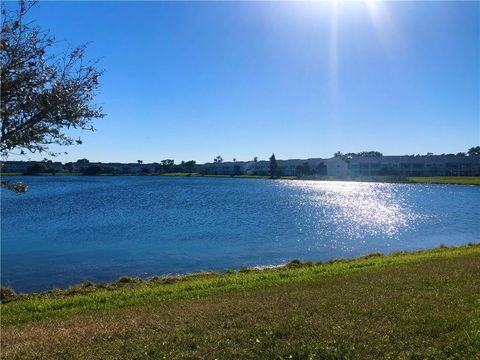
(4, 172, 479, 185)
(408, 176, 480, 185)
(1, 245, 479, 359)
(1, 172, 297, 180)
(162, 174, 479, 185)
(161, 173, 297, 180)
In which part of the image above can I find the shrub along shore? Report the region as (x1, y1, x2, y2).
(1, 244, 479, 359)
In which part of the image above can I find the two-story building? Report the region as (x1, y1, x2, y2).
(199, 157, 349, 177)
(348, 155, 480, 177)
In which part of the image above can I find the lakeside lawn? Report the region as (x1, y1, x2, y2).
(1, 172, 296, 179)
(408, 176, 480, 186)
(3, 172, 479, 185)
(161, 173, 297, 180)
(1, 245, 479, 359)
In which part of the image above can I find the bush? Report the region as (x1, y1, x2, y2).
(285, 259, 303, 269)
(1, 286, 17, 303)
(360, 252, 384, 259)
(115, 276, 140, 284)
(160, 277, 180, 285)
(82, 281, 95, 288)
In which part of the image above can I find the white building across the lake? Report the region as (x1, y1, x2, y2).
(348, 155, 480, 177)
(199, 158, 348, 177)
(2, 154, 480, 177)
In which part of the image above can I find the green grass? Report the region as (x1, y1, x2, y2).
(160, 172, 201, 176)
(408, 176, 480, 185)
(161, 173, 297, 180)
(1, 245, 479, 359)
(7, 172, 477, 185)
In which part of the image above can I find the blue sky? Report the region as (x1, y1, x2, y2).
(12, 1, 480, 163)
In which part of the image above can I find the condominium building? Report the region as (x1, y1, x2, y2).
(199, 157, 349, 177)
(2, 155, 479, 177)
(348, 155, 480, 177)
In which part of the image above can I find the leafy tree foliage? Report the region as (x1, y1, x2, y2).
(83, 164, 103, 176)
(183, 160, 196, 173)
(1, 1, 104, 157)
(213, 155, 223, 163)
(468, 146, 480, 156)
(24, 161, 48, 174)
(158, 159, 175, 173)
(64, 162, 73, 173)
(153, 159, 196, 174)
(334, 151, 383, 162)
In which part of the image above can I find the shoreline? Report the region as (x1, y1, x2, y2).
(2, 243, 479, 358)
(2, 242, 478, 301)
(2, 172, 480, 185)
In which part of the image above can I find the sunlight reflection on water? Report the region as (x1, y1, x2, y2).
(282, 180, 427, 243)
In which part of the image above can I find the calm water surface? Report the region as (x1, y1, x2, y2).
(1, 176, 479, 292)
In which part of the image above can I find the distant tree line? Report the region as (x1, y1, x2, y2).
(74, 159, 198, 176)
(156, 160, 197, 174)
(24, 161, 58, 175)
(8, 159, 61, 176)
(333, 151, 383, 162)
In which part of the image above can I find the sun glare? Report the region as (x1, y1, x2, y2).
(328, 0, 394, 103)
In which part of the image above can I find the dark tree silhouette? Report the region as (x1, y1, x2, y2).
(183, 160, 196, 173)
(1, 1, 104, 192)
(467, 146, 480, 156)
(83, 164, 103, 176)
(25, 162, 48, 175)
(1, 1, 105, 157)
(269, 153, 279, 178)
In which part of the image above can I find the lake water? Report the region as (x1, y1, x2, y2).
(1, 176, 479, 292)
